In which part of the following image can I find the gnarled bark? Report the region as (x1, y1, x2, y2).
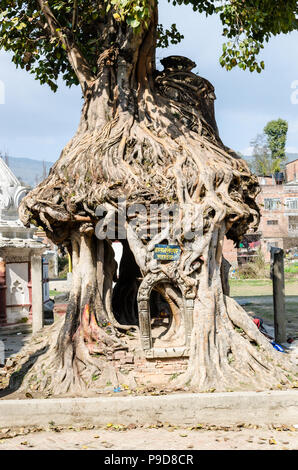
(16, 1, 296, 395)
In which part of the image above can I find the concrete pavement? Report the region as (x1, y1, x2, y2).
(0, 390, 298, 429)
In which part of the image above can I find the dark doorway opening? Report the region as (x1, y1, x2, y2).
(149, 289, 173, 346)
(112, 240, 141, 326)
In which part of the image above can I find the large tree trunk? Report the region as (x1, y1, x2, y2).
(16, 2, 296, 395)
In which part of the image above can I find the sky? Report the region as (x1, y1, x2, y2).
(0, 2, 298, 162)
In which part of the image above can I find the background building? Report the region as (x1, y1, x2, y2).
(223, 159, 298, 266)
(0, 157, 49, 329)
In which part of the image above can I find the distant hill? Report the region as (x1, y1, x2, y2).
(3, 153, 298, 188)
(3, 156, 53, 187)
(242, 152, 298, 166)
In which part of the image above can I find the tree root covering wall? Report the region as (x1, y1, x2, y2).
(13, 1, 297, 396)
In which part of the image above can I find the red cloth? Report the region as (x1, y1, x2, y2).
(253, 318, 261, 329)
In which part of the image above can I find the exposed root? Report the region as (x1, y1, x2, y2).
(175, 289, 295, 392)
(1, 315, 136, 397)
(15, 44, 296, 395)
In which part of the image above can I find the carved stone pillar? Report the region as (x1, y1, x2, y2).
(138, 300, 152, 350)
(31, 253, 44, 333)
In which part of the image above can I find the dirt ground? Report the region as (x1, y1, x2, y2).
(0, 424, 297, 450)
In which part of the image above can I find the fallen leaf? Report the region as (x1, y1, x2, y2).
(269, 439, 277, 445)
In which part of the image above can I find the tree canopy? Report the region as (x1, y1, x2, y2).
(0, 1, 297, 91)
(264, 118, 288, 171)
(249, 118, 288, 175)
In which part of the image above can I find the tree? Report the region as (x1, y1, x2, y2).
(250, 134, 271, 176)
(1, 1, 296, 395)
(264, 119, 288, 172)
(250, 119, 289, 175)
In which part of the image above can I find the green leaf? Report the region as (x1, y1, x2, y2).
(126, 17, 140, 28)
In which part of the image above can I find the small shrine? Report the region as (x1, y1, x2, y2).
(0, 157, 48, 331)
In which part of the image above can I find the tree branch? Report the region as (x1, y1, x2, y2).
(37, 0, 95, 92)
(72, 0, 78, 32)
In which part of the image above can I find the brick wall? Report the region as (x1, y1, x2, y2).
(105, 350, 189, 388)
(286, 159, 298, 183)
(222, 175, 298, 266)
(257, 184, 288, 245)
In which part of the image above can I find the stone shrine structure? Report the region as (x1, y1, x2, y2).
(0, 157, 48, 332)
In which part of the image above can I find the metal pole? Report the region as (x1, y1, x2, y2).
(270, 247, 286, 344)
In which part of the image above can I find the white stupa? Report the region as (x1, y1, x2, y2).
(0, 157, 35, 239)
(0, 157, 48, 329)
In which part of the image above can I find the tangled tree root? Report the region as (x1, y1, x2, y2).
(1, 296, 297, 398)
(15, 31, 296, 395)
(175, 296, 297, 392)
(1, 317, 138, 397)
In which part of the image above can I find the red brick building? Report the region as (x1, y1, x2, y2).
(223, 159, 298, 266)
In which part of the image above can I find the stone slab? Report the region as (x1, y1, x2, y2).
(0, 391, 297, 428)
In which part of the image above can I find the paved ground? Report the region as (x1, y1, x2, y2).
(0, 330, 32, 363)
(0, 425, 297, 450)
